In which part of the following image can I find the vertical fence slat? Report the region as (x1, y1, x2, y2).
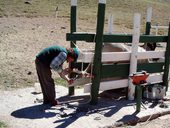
(90, 0, 106, 105)
(108, 14, 113, 34)
(163, 23, 170, 91)
(69, 0, 77, 95)
(145, 7, 152, 35)
(128, 13, 141, 100)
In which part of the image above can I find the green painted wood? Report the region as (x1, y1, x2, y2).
(101, 62, 164, 78)
(90, 2, 106, 105)
(66, 33, 168, 43)
(69, 5, 77, 95)
(103, 34, 132, 43)
(101, 63, 129, 78)
(66, 33, 95, 42)
(103, 35, 167, 43)
(70, 6, 77, 34)
(163, 23, 170, 91)
(145, 22, 151, 35)
(139, 35, 167, 43)
(136, 85, 142, 112)
(137, 62, 164, 73)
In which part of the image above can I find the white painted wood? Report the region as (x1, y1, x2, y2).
(137, 51, 165, 59)
(99, 0, 106, 4)
(146, 7, 152, 22)
(84, 74, 163, 93)
(151, 25, 168, 35)
(147, 73, 163, 84)
(77, 51, 165, 62)
(128, 13, 141, 100)
(156, 25, 158, 35)
(71, 0, 77, 6)
(108, 14, 113, 34)
(151, 25, 169, 29)
(84, 79, 128, 93)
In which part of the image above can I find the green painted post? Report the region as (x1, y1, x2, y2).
(144, 7, 152, 50)
(136, 85, 142, 112)
(69, 0, 77, 95)
(163, 23, 170, 91)
(145, 22, 151, 35)
(90, 0, 106, 105)
(145, 7, 152, 35)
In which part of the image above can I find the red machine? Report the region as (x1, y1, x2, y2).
(129, 71, 149, 85)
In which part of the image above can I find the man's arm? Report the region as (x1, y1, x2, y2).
(58, 71, 73, 85)
(50, 52, 67, 72)
(50, 52, 73, 84)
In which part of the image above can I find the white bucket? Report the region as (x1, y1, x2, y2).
(144, 84, 166, 100)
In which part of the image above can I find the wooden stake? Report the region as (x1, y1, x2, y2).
(128, 13, 141, 100)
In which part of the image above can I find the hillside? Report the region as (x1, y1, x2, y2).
(0, 0, 170, 88)
(0, 0, 170, 31)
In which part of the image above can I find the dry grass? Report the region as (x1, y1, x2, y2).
(0, 0, 170, 25)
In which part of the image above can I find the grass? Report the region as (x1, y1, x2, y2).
(54, 77, 67, 86)
(0, 121, 7, 128)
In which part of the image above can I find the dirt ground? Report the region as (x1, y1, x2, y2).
(0, 17, 69, 90)
(0, 17, 170, 128)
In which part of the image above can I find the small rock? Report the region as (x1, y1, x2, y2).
(114, 121, 124, 127)
(27, 71, 32, 75)
(24, 1, 31, 5)
(61, 26, 66, 29)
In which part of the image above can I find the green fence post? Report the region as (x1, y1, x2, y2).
(145, 7, 152, 35)
(145, 22, 151, 35)
(163, 23, 170, 91)
(136, 85, 142, 112)
(90, 0, 106, 105)
(69, 0, 77, 95)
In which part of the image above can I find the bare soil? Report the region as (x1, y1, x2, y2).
(0, 17, 73, 90)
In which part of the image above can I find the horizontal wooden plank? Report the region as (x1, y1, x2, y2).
(101, 63, 129, 78)
(103, 34, 132, 42)
(101, 62, 164, 78)
(84, 74, 163, 93)
(66, 32, 95, 42)
(77, 51, 165, 63)
(137, 62, 164, 73)
(66, 32, 168, 43)
(151, 25, 169, 29)
(138, 51, 165, 59)
(84, 79, 128, 93)
(139, 35, 168, 43)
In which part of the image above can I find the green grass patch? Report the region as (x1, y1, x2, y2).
(54, 77, 67, 86)
(0, 121, 7, 128)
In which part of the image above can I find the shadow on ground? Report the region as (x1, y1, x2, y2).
(11, 104, 56, 119)
(11, 89, 139, 128)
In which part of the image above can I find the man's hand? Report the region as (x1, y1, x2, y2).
(62, 68, 72, 75)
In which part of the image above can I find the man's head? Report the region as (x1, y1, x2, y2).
(67, 48, 79, 62)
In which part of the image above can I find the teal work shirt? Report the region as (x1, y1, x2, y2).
(36, 45, 68, 67)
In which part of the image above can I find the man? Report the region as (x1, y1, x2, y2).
(35, 45, 79, 106)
